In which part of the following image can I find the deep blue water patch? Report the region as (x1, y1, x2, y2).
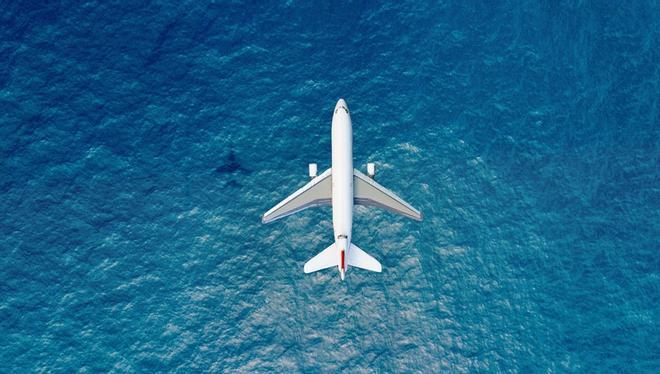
(1, 1, 658, 371)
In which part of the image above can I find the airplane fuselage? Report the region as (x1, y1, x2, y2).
(331, 99, 353, 280)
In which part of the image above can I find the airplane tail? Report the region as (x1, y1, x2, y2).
(304, 243, 337, 273)
(347, 243, 382, 272)
(303, 243, 382, 274)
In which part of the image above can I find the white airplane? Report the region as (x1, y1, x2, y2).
(262, 99, 422, 280)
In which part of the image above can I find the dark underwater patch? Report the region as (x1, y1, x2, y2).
(215, 150, 250, 174)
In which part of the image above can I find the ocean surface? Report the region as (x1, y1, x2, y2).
(1, 1, 658, 372)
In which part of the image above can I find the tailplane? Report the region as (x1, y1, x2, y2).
(303, 242, 382, 275)
(347, 243, 382, 272)
(303, 243, 337, 273)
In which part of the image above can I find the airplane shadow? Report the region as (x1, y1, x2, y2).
(215, 150, 251, 174)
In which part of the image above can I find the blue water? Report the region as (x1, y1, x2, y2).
(1, 1, 658, 372)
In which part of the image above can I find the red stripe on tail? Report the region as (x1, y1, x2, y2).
(341, 249, 345, 270)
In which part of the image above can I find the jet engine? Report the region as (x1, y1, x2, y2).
(367, 163, 375, 178)
(309, 163, 317, 179)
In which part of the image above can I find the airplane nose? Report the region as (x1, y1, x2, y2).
(334, 98, 349, 114)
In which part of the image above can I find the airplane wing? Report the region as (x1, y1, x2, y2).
(262, 168, 332, 223)
(353, 169, 423, 221)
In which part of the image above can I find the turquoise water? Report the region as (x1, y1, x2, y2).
(1, 1, 658, 371)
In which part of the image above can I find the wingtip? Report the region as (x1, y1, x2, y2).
(409, 211, 423, 221)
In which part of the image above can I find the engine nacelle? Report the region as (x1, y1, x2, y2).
(367, 163, 376, 178)
(308, 163, 318, 179)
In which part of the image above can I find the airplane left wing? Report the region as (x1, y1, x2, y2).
(262, 168, 332, 223)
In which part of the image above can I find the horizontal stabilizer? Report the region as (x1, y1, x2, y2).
(348, 243, 382, 272)
(304, 243, 338, 273)
(353, 169, 422, 221)
(263, 168, 332, 223)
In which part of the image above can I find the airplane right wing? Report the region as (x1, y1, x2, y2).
(262, 168, 332, 223)
(353, 169, 423, 221)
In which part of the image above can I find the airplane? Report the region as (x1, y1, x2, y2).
(262, 99, 422, 280)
